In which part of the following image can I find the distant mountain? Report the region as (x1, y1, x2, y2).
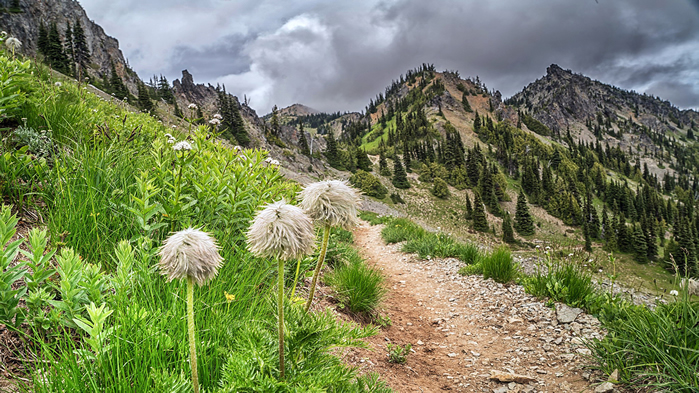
(278, 103, 320, 117)
(506, 64, 699, 141)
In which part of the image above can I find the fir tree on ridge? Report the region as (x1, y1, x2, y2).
(514, 189, 535, 236)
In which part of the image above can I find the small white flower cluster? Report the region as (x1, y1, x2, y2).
(670, 290, 679, 296)
(213, 113, 223, 120)
(54, 81, 62, 87)
(171, 125, 177, 129)
(233, 145, 243, 153)
(173, 141, 192, 151)
(265, 157, 280, 166)
(188, 103, 198, 110)
(209, 118, 221, 125)
(164, 133, 176, 144)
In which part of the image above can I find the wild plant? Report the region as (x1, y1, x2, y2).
(524, 248, 594, 308)
(0, 205, 27, 329)
(481, 246, 518, 284)
(298, 180, 360, 312)
(158, 228, 223, 393)
(72, 302, 116, 369)
(387, 343, 412, 364)
(247, 200, 315, 379)
(327, 248, 386, 314)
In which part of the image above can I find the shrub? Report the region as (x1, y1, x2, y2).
(350, 170, 387, 199)
(459, 262, 483, 276)
(481, 246, 518, 283)
(386, 343, 412, 364)
(390, 192, 405, 204)
(327, 252, 386, 314)
(431, 177, 450, 199)
(402, 232, 481, 264)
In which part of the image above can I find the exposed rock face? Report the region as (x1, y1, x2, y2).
(508, 64, 699, 137)
(0, 0, 138, 90)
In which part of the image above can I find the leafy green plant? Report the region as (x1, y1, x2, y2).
(73, 302, 117, 368)
(350, 170, 388, 199)
(358, 211, 392, 225)
(0, 205, 26, 329)
(402, 232, 481, 263)
(481, 246, 518, 284)
(524, 252, 595, 308)
(380, 218, 425, 243)
(386, 343, 412, 364)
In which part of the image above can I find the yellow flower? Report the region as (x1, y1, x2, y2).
(291, 296, 305, 305)
(224, 291, 235, 303)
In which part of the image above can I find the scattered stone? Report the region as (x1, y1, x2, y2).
(594, 382, 615, 393)
(489, 370, 537, 384)
(555, 303, 583, 324)
(493, 387, 509, 393)
(608, 369, 619, 382)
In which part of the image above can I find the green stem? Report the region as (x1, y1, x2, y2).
(186, 278, 199, 393)
(305, 224, 331, 312)
(289, 257, 302, 299)
(277, 258, 285, 379)
(171, 158, 183, 232)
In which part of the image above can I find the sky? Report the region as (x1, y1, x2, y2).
(78, 0, 699, 115)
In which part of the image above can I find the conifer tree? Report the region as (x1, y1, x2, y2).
(514, 189, 535, 236)
(356, 148, 373, 172)
(431, 177, 449, 199)
(298, 122, 310, 156)
(158, 75, 175, 104)
(584, 221, 592, 252)
(616, 213, 631, 253)
(63, 22, 74, 76)
(109, 62, 129, 100)
(472, 192, 489, 232)
(38, 22, 49, 56)
(465, 193, 473, 220)
(46, 22, 69, 73)
(137, 82, 154, 113)
(461, 91, 472, 112)
(324, 132, 342, 170)
(473, 111, 481, 132)
(403, 140, 412, 173)
(270, 105, 281, 137)
(392, 156, 410, 189)
(633, 224, 648, 263)
(502, 212, 515, 243)
(72, 19, 90, 81)
(378, 146, 391, 176)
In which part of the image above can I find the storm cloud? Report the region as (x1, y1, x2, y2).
(79, 0, 699, 114)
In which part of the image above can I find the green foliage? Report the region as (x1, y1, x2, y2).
(391, 156, 410, 189)
(11, 125, 54, 160)
(472, 192, 490, 232)
(386, 343, 412, 364)
(481, 246, 518, 283)
(520, 112, 551, 136)
(0, 54, 30, 119)
(501, 212, 515, 243)
(402, 232, 481, 264)
(390, 192, 405, 204)
(350, 170, 388, 199)
(358, 211, 393, 226)
(514, 190, 535, 236)
(458, 262, 483, 276)
(431, 177, 450, 199)
(380, 218, 425, 243)
(327, 250, 387, 314)
(524, 253, 595, 308)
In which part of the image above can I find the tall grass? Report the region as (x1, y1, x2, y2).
(480, 246, 518, 284)
(380, 218, 425, 243)
(524, 254, 595, 308)
(327, 249, 387, 314)
(402, 232, 480, 263)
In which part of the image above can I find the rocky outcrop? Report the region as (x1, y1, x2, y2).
(507, 64, 699, 138)
(0, 0, 138, 90)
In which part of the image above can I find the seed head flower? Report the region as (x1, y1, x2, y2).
(188, 103, 198, 110)
(54, 81, 62, 87)
(164, 133, 173, 139)
(247, 200, 315, 261)
(670, 290, 679, 296)
(158, 228, 224, 287)
(213, 113, 223, 120)
(299, 180, 360, 230)
(173, 141, 192, 151)
(5, 37, 21, 51)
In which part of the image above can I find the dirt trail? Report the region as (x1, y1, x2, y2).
(344, 222, 603, 393)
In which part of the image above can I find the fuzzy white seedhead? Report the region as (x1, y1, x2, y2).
(213, 113, 223, 120)
(5, 37, 21, 51)
(158, 228, 224, 286)
(247, 200, 315, 261)
(299, 180, 360, 229)
(188, 103, 198, 110)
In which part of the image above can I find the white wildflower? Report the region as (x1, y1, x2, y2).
(299, 180, 360, 230)
(173, 141, 192, 151)
(247, 199, 315, 261)
(188, 103, 197, 110)
(568, 253, 574, 257)
(670, 290, 679, 296)
(54, 81, 62, 87)
(209, 118, 221, 125)
(172, 125, 177, 129)
(213, 113, 223, 120)
(164, 133, 173, 139)
(158, 228, 223, 287)
(5, 37, 21, 51)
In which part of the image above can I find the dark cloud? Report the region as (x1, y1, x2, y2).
(79, 0, 699, 114)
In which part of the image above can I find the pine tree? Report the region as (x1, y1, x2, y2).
(109, 62, 129, 100)
(616, 213, 632, 253)
(633, 224, 648, 263)
(465, 193, 473, 220)
(392, 156, 410, 189)
(72, 19, 90, 81)
(584, 221, 592, 252)
(461, 91, 472, 112)
(46, 22, 69, 73)
(298, 122, 310, 156)
(270, 105, 281, 137)
(472, 192, 489, 232)
(514, 189, 535, 236)
(378, 147, 391, 176)
(324, 132, 343, 170)
(356, 148, 373, 172)
(137, 82, 154, 113)
(38, 22, 49, 56)
(63, 22, 75, 76)
(432, 177, 449, 199)
(502, 212, 515, 243)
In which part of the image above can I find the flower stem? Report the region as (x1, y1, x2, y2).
(305, 224, 330, 312)
(186, 278, 199, 393)
(277, 257, 285, 379)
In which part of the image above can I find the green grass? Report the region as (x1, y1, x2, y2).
(480, 246, 518, 283)
(327, 249, 387, 315)
(402, 232, 480, 263)
(524, 254, 595, 308)
(359, 211, 393, 226)
(380, 218, 425, 243)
